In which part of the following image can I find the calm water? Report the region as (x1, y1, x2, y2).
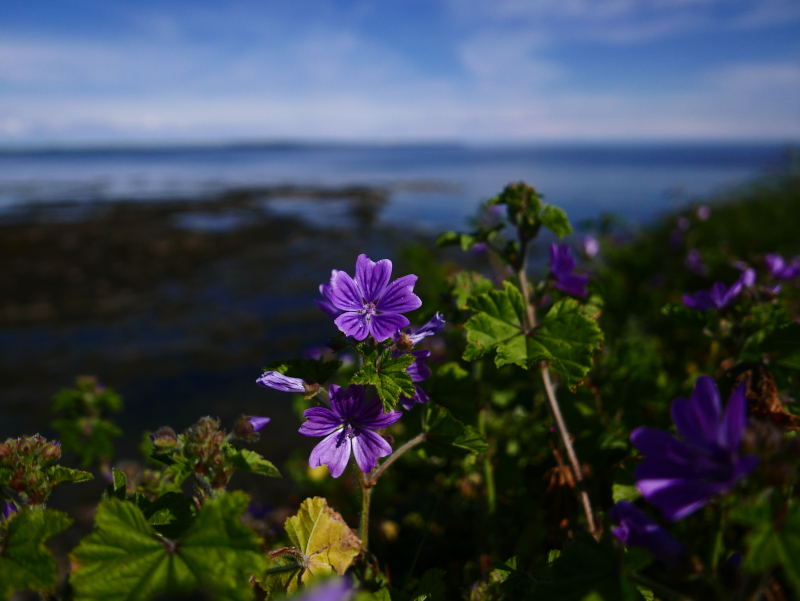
(0, 142, 791, 230)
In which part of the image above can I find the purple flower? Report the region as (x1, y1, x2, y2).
(392, 312, 446, 349)
(682, 281, 743, 312)
(257, 371, 307, 393)
(328, 254, 422, 342)
(549, 243, 589, 298)
(610, 501, 685, 568)
(299, 384, 402, 478)
(685, 249, 707, 276)
(315, 269, 343, 318)
(631, 377, 758, 522)
(765, 254, 800, 281)
(249, 416, 271, 432)
(697, 206, 711, 221)
(3, 502, 17, 521)
(294, 578, 353, 601)
(580, 235, 599, 259)
(397, 350, 432, 410)
(677, 217, 691, 231)
(738, 267, 756, 288)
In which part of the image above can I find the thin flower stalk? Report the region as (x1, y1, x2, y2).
(518, 261, 597, 534)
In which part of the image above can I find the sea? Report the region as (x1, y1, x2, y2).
(0, 142, 792, 231)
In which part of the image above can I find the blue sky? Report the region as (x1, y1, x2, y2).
(1, 0, 799, 143)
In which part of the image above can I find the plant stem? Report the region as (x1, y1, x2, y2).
(478, 410, 496, 515)
(518, 264, 597, 534)
(357, 469, 372, 550)
(367, 432, 427, 486)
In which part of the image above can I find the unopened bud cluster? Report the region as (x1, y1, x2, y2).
(0, 435, 62, 506)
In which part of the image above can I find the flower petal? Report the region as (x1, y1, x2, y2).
(330, 271, 364, 312)
(355, 254, 392, 303)
(329, 384, 366, 419)
(300, 407, 342, 436)
(407, 312, 446, 345)
(636, 477, 726, 522)
(719, 382, 747, 451)
(256, 371, 306, 393)
(406, 350, 431, 382)
(375, 274, 422, 314)
(335, 312, 370, 340)
(369, 313, 410, 342)
(315, 299, 343, 318)
(554, 273, 589, 298)
(351, 428, 393, 473)
(309, 429, 351, 478)
(399, 384, 429, 410)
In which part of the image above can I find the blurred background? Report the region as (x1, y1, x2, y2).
(1, 1, 799, 508)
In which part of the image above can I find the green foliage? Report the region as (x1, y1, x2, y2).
(463, 282, 603, 389)
(51, 376, 123, 468)
(539, 205, 573, 239)
(70, 491, 267, 601)
(0, 508, 73, 599)
(424, 405, 487, 457)
(732, 498, 800, 593)
(352, 345, 415, 411)
(448, 271, 496, 310)
(149, 417, 279, 495)
(259, 497, 361, 595)
(436, 224, 504, 252)
(760, 322, 800, 371)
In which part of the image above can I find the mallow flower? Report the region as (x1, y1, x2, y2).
(682, 281, 743, 312)
(392, 312, 446, 351)
(549, 243, 589, 298)
(580, 235, 599, 259)
(631, 376, 758, 522)
(315, 269, 343, 318)
(609, 501, 685, 568)
(328, 254, 422, 342)
(257, 371, 313, 394)
(765, 254, 800, 281)
(396, 349, 431, 410)
(685, 249, 706, 276)
(299, 384, 401, 478)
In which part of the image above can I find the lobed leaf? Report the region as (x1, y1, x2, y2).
(539, 204, 573, 238)
(425, 404, 488, 457)
(225, 446, 281, 478)
(0, 508, 73, 599)
(351, 346, 415, 411)
(70, 491, 267, 601)
(45, 465, 94, 485)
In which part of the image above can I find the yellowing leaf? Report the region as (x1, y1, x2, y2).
(285, 497, 361, 583)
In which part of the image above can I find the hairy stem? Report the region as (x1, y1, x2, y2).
(357, 469, 372, 550)
(368, 432, 427, 486)
(518, 264, 596, 534)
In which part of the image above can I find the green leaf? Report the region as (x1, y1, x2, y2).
(257, 554, 303, 596)
(135, 492, 197, 539)
(264, 358, 342, 385)
(70, 491, 267, 601)
(611, 461, 640, 504)
(103, 468, 127, 500)
(409, 569, 446, 601)
(447, 271, 495, 310)
(425, 404, 488, 456)
(43, 465, 94, 484)
(225, 446, 281, 478)
(351, 346, 415, 411)
(463, 283, 603, 389)
(277, 497, 361, 588)
(660, 303, 711, 326)
(539, 204, 573, 238)
(732, 500, 800, 592)
(0, 508, 73, 599)
(761, 322, 800, 370)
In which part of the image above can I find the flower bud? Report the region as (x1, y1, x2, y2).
(150, 427, 179, 450)
(40, 441, 61, 463)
